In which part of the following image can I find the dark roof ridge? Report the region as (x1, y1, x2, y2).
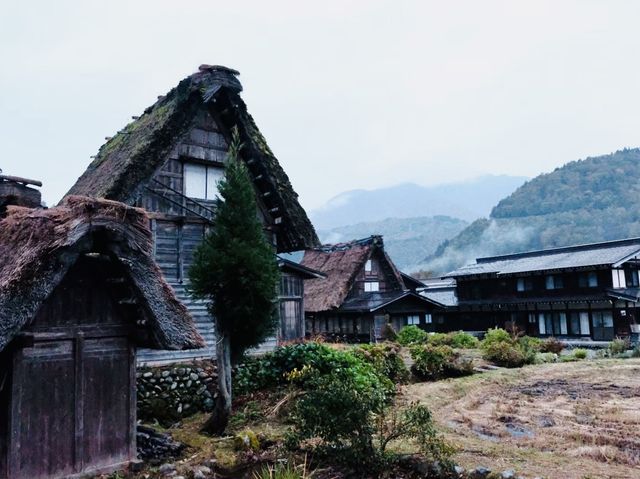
(315, 235, 383, 253)
(476, 236, 640, 264)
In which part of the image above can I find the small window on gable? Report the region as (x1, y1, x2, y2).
(365, 260, 372, 272)
(184, 163, 224, 200)
(364, 281, 379, 292)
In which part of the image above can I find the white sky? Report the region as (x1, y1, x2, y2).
(1, 0, 639, 209)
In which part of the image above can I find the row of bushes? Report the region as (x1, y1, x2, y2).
(396, 325, 479, 349)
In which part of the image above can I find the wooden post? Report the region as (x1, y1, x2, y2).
(74, 332, 85, 473)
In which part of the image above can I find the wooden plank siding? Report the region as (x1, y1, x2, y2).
(132, 105, 304, 364)
(3, 257, 137, 479)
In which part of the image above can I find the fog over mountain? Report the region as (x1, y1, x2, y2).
(317, 216, 469, 270)
(419, 148, 640, 275)
(310, 175, 528, 231)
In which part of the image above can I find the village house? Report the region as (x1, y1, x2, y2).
(0, 192, 204, 479)
(301, 236, 445, 342)
(66, 65, 320, 363)
(439, 238, 640, 342)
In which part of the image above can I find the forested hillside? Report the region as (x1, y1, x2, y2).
(319, 216, 468, 270)
(420, 149, 640, 275)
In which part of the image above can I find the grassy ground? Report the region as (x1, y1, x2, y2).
(402, 358, 640, 479)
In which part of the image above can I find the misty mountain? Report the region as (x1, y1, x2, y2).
(310, 175, 528, 230)
(318, 216, 468, 271)
(420, 148, 640, 275)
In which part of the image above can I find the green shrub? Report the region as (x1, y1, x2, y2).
(287, 360, 391, 464)
(483, 341, 529, 368)
(480, 328, 512, 350)
(376, 403, 454, 465)
(410, 344, 474, 380)
(426, 332, 453, 347)
(353, 343, 410, 383)
(235, 342, 371, 395)
(517, 336, 543, 353)
(609, 338, 630, 355)
(449, 331, 480, 349)
(540, 337, 565, 354)
(631, 346, 640, 358)
(534, 352, 558, 364)
(397, 325, 428, 346)
(572, 348, 588, 359)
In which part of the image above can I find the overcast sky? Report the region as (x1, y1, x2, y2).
(1, 1, 639, 210)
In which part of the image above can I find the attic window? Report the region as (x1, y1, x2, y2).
(365, 260, 372, 272)
(364, 281, 379, 292)
(184, 163, 224, 200)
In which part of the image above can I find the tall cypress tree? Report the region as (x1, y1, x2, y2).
(189, 127, 280, 435)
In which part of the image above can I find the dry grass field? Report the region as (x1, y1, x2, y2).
(403, 358, 640, 479)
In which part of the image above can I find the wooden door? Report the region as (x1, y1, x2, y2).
(8, 337, 134, 479)
(9, 341, 76, 479)
(82, 338, 134, 472)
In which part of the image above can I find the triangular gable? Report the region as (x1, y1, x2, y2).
(66, 65, 318, 253)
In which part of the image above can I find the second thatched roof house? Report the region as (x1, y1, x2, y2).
(301, 235, 445, 342)
(66, 64, 320, 362)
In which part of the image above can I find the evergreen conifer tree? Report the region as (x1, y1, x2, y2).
(189, 128, 280, 434)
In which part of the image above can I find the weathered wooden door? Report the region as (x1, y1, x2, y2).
(9, 337, 134, 479)
(7, 257, 136, 479)
(10, 341, 76, 479)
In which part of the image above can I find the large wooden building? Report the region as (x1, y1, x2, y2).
(66, 65, 319, 362)
(0, 196, 203, 479)
(438, 238, 640, 341)
(301, 236, 443, 342)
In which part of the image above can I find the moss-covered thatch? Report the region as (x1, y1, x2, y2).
(0, 196, 205, 353)
(66, 65, 318, 253)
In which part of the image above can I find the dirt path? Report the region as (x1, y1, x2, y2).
(401, 358, 640, 479)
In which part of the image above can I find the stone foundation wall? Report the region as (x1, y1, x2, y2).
(137, 361, 217, 425)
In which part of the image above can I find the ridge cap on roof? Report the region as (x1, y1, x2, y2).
(476, 236, 640, 264)
(314, 235, 382, 253)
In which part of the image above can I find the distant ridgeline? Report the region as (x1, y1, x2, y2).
(318, 215, 468, 271)
(421, 148, 640, 275)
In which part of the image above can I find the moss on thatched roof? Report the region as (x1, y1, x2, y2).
(66, 65, 318, 252)
(0, 196, 205, 352)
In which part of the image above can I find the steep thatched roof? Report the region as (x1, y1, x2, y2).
(301, 236, 405, 313)
(66, 65, 318, 253)
(0, 196, 205, 353)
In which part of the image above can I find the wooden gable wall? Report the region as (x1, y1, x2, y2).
(347, 247, 404, 298)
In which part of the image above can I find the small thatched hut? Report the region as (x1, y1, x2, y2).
(0, 196, 203, 479)
(301, 236, 444, 341)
